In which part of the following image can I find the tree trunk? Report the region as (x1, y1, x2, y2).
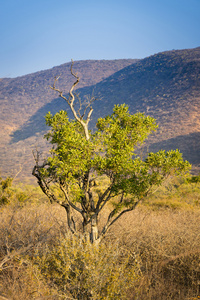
(62, 204, 76, 234)
(90, 214, 99, 244)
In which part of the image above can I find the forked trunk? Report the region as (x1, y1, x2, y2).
(80, 214, 100, 244)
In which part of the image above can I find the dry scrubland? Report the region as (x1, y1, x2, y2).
(0, 177, 200, 299)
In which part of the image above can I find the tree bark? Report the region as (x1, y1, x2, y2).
(90, 214, 99, 244)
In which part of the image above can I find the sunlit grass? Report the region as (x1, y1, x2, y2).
(0, 176, 199, 299)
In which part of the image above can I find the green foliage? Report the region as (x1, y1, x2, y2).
(35, 103, 191, 241)
(96, 105, 157, 167)
(0, 176, 14, 205)
(45, 105, 158, 180)
(44, 110, 95, 196)
(0, 176, 13, 190)
(33, 235, 140, 299)
(42, 105, 161, 208)
(0, 179, 47, 206)
(186, 174, 200, 183)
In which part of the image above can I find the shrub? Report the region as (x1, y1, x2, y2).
(186, 174, 200, 184)
(33, 234, 141, 299)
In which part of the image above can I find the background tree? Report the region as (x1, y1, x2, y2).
(32, 61, 191, 244)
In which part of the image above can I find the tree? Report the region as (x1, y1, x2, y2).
(32, 61, 191, 244)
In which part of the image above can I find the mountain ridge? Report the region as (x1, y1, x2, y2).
(0, 48, 199, 180)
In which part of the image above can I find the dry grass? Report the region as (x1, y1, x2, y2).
(108, 208, 200, 299)
(0, 181, 200, 299)
(0, 203, 67, 299)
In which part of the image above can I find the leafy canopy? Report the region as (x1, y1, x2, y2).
(33, 62, 191, 243)
(42, 104, 190, 211)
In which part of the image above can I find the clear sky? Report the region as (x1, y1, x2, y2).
(1, 0, 200, 78)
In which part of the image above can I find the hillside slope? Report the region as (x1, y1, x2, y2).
(0, 59, 137, 179)
(84, 47, 200, 170)
(0, 48, 200, 181)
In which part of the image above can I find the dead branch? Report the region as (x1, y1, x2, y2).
(101, 200, 140, 238)
(49, 60, 93, 140)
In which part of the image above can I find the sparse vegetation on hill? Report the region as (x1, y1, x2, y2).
(0, 59, 137, 180)
(0, 47, 200, 180)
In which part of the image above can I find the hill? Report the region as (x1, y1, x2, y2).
(0, 48, 200, 181)
(0, 59, 137, 180)
(83, 47, 200, 170)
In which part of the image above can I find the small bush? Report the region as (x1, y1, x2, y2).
(0, 182, 48, 207)
(186, 174, 200, 184)
(33, 235, 141, 299)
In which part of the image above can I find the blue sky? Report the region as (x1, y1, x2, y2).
(1, 0, 200, 78)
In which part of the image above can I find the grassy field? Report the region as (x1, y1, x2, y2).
(0, 177, 200, 299)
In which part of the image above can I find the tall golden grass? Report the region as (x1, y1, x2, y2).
(0, 179, 199, 299)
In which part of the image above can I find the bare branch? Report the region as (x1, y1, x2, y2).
(60, 184, 83, 214)
(96, 177, 115, 212)
(101, 201, 140, 238)
(0, 244, 34, 270)
(81, 95, 96, 120)
(32, 165, 58, 204)
(96, 186, 113, 213)
(49, 60, 95, 140)
(32, 149, 61, 204)
(74, 92, 83, 118)
(13, 164, 24, 180)
(69, 59, 80, 106)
